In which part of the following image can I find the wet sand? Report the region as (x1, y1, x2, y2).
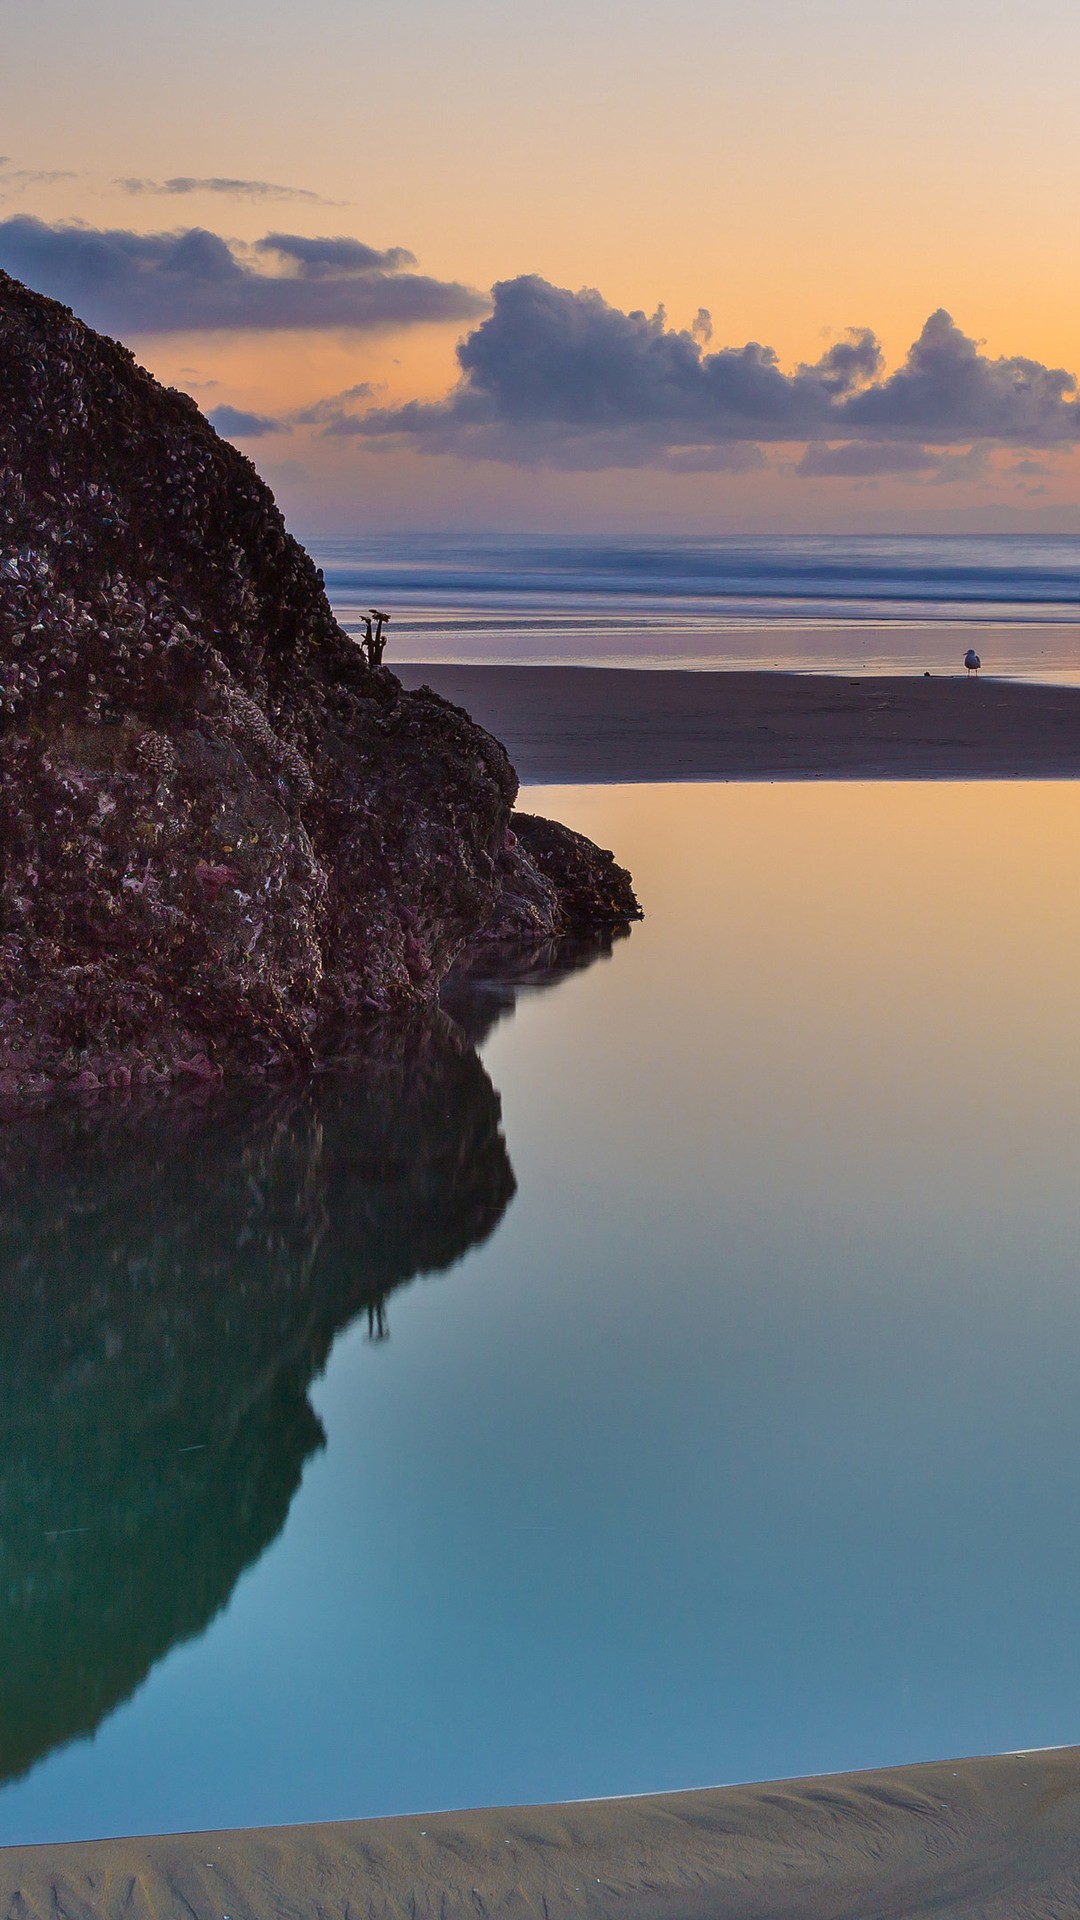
(4, 1749, 1080, 1919)
(397, 665, 1080, 781)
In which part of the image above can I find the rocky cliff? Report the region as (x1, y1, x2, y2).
(0, 271, 640, 1097)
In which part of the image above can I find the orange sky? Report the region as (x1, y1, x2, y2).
(5, 0, 1080, 530)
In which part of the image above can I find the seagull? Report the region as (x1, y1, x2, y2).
(964, 647, 981, 678)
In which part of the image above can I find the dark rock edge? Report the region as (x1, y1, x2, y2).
(0, 269, 641, 1105)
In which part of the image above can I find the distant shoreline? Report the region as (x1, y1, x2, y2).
(4, 1747, 1080, 1918)
(396, 664, 1080, 783)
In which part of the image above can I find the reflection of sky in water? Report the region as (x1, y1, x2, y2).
(5, 780, 1080, 1841)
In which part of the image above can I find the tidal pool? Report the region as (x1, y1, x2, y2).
(4, 780, 1080, 1842)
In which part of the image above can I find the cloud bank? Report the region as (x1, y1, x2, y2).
(0, 217, 487, 334)
(342, 277, 1080, 469)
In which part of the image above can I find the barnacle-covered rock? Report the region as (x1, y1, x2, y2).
(480, 812, 642, 945)
(0, 270, 640, 1096)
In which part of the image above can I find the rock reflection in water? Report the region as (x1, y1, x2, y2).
(0, 1009, 513, 1787)
(441, 926, 630, 1047)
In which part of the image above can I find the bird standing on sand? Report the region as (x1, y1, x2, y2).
(964, 647, 981, 677)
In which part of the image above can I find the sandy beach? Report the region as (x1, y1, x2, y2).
(396, 665, 1080, 782)
(3, 1749, 1080, 1919)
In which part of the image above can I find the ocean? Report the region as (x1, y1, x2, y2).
(310, 531, 1080, 680)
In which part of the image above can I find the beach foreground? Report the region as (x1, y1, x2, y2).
(4, 1750, 1080, 1919)
(397, 665, 1080, 782)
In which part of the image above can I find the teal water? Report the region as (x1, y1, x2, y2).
(3, 780, 1080, 1842)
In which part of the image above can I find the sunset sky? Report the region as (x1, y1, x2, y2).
(4, 0, 1080, 533)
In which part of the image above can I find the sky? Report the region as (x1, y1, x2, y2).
(3, 0, 1080, 533)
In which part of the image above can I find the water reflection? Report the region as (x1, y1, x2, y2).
(441, 926, 630, 1045)
(8, 784, 1080, 1842)
(0, 987, 549, 1786)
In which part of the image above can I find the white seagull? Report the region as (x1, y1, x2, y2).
(964, 647, 981, 677)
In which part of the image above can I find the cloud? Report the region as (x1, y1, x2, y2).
(926, 444, 991, 485)
(117, 176, 343, 205)
(796, 442, 938, 477)
(206, 403, 289, 439)
(0, 216, 488, 335)
(663, 443, 766, 473)
(0, 163, 79, 192)
(796, 440, 993, 483)
(255, 233, 414, 275)
(841, 310, 1077, 440)
(291, 382, 376, 428)
(340, 277, 1080, 469)
(799, 329, 883, 395)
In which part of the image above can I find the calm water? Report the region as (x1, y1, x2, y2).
(5, 780, 1080, 1842)
(312, 533, 1080, 679)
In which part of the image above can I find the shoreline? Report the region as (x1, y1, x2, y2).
(396, 664, 1080, 783)
(5, 1747, 1080, 1918)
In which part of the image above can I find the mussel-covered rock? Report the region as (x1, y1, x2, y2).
(486, 812, 642, 942)
(0, 270, 640, 1097)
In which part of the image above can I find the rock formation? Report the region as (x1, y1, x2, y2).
(0, 270, 640, 1098)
